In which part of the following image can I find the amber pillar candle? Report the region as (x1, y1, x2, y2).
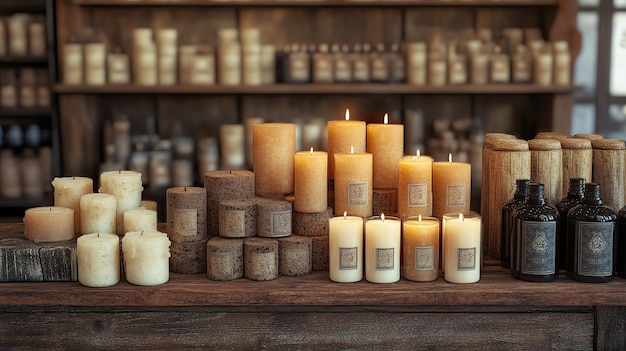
(592, 139, 625, 212)
(366, 114, 404, 189)
(204, 170, 255, 235)
(294, 148, 328, 212)
(327, 109, 366, 180)
(365, 214, 401, 283)
(166, 187, 207, 242)
(77, 233, 120, 287)
(398, 153, 433, 220)
(206, 237, 244, 281)
(24, 207, 75, 242)
(528, 139, 563, 205)
(432, 154, 471, 219)
(80, 193, 117, 235)
(123, 207, 157, 233)
(122, 231, 171, 286)
(402, 216, 439, 282)
(334, 149, 373, 218)
(253, 123, 296, 198)
(52, 176, 93, 234)
(560, 138, 592, 196)
(329, 213, 364, 282)
(99, 170, 143, 234)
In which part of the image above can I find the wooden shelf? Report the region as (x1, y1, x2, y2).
(0, 56, 48, 65)
(53, 83, 578, 95)
(0, 108, 52, 118)
(0, 0, 46, 13)
(73, 0, 560, 7)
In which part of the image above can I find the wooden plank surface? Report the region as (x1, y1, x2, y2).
(71, 0, 562, 7)
(596, 306, 626, 351)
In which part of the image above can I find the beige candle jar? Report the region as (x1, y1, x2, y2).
(85, 43, 106, 86)
(62, 43, 83, 85)
(107, 51, 130, 84)
(406, 42, 427, 86)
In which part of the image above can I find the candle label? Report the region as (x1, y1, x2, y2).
(446, 184, 466, 208)
(576, 221, 614, 277)
(339, 247, 358, 270)
(220, 210, 245, 236)
(375, 248, 395, 271)
(348, 182, 369, 206)
(271, 210, 292, 237)
(408, 184, 427, 207)
(414, 246, 434, 270)
(174, 209, 198, 236)
(209, 252, 233, 278)
(457, 247, 476, 271)
(521, 221, 556, 275)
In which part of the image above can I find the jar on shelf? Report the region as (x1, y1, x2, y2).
(7, 14, 28, 56)
(260, 45, 275, 85)
(85, 42, 107, 86)
(19, 68, 36, 108)
(62, 41, 83, 85)
(35, 69, 50, 107)
(406, 42, 426, 86)
(285, 43, 310, 84)
(333, 44, 352, 83)
(490, 45, 510, 83)
(533, 43, 553, 86)
(107, 48, 130, 85)
(370, 43, 388, 83)
(28, 17, 46, 57)
(157, 28, 178, 86)
(387, 43, 405, 83)
(0, 69, 18, 108)
(553, 41, 571, 86)
(511, 44, 531, 83)
(313, 43, 333, 84)
(190, 46, 215, 85)
(353, 43, 370, 83)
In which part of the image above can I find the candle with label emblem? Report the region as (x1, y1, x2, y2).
(444, 213, 481, 284)
(327, 109, 366, 179)
(402, 215, 439, 282)
(398, 151, 433, 220)
(329, 212, 364, 282)
(334, 147, 373, 217)
(365, 214, 401, 283)
(432, 154, 471, 219)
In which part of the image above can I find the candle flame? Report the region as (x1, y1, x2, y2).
(448, 153, 452, 163)
(350, 145, 354, 155)
(381, 213, 385, 222)
(459, 213, 464, 221)
(310, 147, 314, 155)
(383, 113, 389, 125)
(343, 211, 347, 220)
(418, 214, 422, 221)
(345, 109, 350, 121)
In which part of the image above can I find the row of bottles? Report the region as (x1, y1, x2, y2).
(0, 13, 47, 57)
(502, 179, 626, 283)
(0, 68, 50, 108)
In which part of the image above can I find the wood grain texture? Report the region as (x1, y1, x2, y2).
(596, 306, 626, 351)
(0, 237, 77, 282)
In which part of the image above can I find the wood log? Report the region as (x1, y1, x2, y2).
(0, 237, 77, 282)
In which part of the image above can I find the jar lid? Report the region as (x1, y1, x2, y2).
(573, 133, 603, 141)
(591, 138, 625, 150)
(535, 131, 569, 140)
(560, 137, 591, 150)
(528, 138, 561, 151)
(492, 138, 529, 151)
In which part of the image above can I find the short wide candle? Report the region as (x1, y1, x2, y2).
(24, 207, 75, 242)
(444, 213, 481, 284)
(77, 233, 120, 287)
(329, 213, 364, 283)
(365, 214, 401, 283)
(122, 231, 171, 286)
(51, 176, 93, 234)
(80, 193, 117, 235)
(402, 216, 439, 282)
(294, 149, 328, 212)
(432, 154, 471, 218)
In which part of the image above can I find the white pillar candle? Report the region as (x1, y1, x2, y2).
(122, 231, 171, 286)
(80, 193, 117, 235)
(444, 213, 481, 284)
(52, 176, 94, 234)
(99, 170, 143, 234)
(365, 214, 401, 283)
(24, 207, 75, 242)
(329, 213, 364, 282)
(123, 207, 157, 233)
(77, 233, 120, 287)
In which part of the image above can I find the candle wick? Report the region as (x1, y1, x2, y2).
(119, 169, 122, 173)
(343, 211, 347, 220)
(141, 231, 144, 236)
(73, 175, 75, 180)
(49, 207, 52, 211)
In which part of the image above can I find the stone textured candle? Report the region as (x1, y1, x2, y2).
(334, 150, 373, 217)
(24, 207, 75, 243)
(123, 207, 157, 233)
(402, 216, 439, 282)
(80, 193, 117, 235)
(122, 231, 171, 286)
(77, 233, 120, 287)
(99, 170, 143, 234)
(255, 198, 292, 238)
(329, 214, 364, 282)
(312, 235, 330, 271)
(432, 155, 471, 219)
(169, 238, 208, 274)
(206, 237, 244, 281)
(398, 154, 433, 220)
(219, 199, 256, 238)
(327, 110, 366, 180)
(528, 139, 563, 205)
(365, 215, 401, 283)
(560, 138, 592, 197)
(293, 208, 332, 237)
(278, 235, 312, 276)
(253, 123, 296, 198)
(52, 176, 93, 234)
(366, 114, 404, 189)
(244, 237, 279, 281)
(166, 187, 207, 242)
(204, 170, 255, 235)
(592, 138, 625, 212)
(294, 149, 328, 213)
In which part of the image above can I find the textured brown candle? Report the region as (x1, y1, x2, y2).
(372, 189, 398, 217)
(244, 237, 278, 281)
(255, 198, 292, 238)
(592, 138, 625, 212)
(253, 123, 296, 198)
(218, 199, 256, 238)
(560, 138, 592, 196)
(528, 139, 563, 205)
(311, 235, 330, 271)
(169, 238, 208, 274)
(204, 170, 255, 235)
(278, 235, 312, 276)
(535, 132, 570, 140)
(166, 187, 207, 243)
(574, 133, 603, 141)
(292, 208, 332, 237)
(206, 237, 244, 281)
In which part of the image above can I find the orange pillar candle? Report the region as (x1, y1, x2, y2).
(294, 148, 328, 212)
(51, 176, 93, 234)
(397, 151, 433, 220)
(366, 113, 404, 189)
(402, 215, 439, 282)
(24, 206, 75, 242)
(327, 109, 366, 179)
(432, 154, 471, 219)
(334, 147, 373, 217)
(253, 123, 296, 198)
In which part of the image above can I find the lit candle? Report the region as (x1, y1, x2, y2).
(51, 176, 94, 234)
(402, 215, 439, 282)
(366, 113, 404, 189)
(327, 109, 366, 179)
(77, 233, 120, 287)
(334, 146, 373, 217)
(294, 147, 328, 213)
(253, 123, 296, 198)
(23, 206, 74, 242)
(398, 151, 433, 220)
(99, 170, 143, 234)
(122, 230, 171, 286)
(329, 212, 364, 282)
(365, 214, 401, 283)
(123, 207, 157, 233)
(432, 153, 471, 219)
(444, 213, 481, 284)
(80, 193, 117, 235)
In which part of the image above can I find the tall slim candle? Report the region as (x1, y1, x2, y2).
(253, 123, 296, 198)
(329, 212, 364, 282)
(327, 109, 366, 179)
(367, 113, 404, 189)
(365, 214, 401, 283)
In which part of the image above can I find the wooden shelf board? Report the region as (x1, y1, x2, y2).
(53, 83, 578, 95)
(0, 0, 46, 13)
(0, 108, 53, 118)
(73, 0, 559, 7)
(1, 222, 624, 308)
(0, 56, 48, 65)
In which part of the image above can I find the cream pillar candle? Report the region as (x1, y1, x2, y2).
(85, 43, 107, 86)
(365, 214, 401, 283)
(294, 148, 328, 213)
(99, 170, 143, 234)
(327, 109, 366, 179)
(122, 231, 171, 286)
(444, 213, 481, 284)
(402, 215, 439, 282)
(432, 154, 471, 219)
(398, 152, 433, 220)
(80, 193, 117, 235)
(24, 207, 75, 242)
(52, 176, 94, 234)
(62, 43, 83, 85)
(329, 213, 364, 283)
(77, 233, 120, 287)
(123, 207, 157, 233)
(367, 113, 404, 189)
(334, 148, 373, 218)
(253, 123, 296, 198)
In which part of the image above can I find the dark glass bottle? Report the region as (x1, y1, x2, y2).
(617, 206, 626, 278)
(501, 178, 530, 268)
(555, 178, 585, 270)
(511, 183, 559, 282)
(566, 182, 617, 283)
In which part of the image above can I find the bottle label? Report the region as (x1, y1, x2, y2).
(521, 221, 556, 275)
(339, 247, 358, 270)
(576, 221, 614, 277)
(414, 246, 434, 270)
(348, 182, 369, 206)
(408, 183, 427, 207)
(376, 248, 395, 271)
(446, 184, 466, 208)
(457, 247, 476, 271)
(270, 210, 292, 237)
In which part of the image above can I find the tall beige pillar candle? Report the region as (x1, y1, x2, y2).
(397, 152, 433, 220)
(294, 148, 328, 213)
(334, 148, 373, 217)
(432, 154, 471, 219)
(327, 109, 366, 179)
(367, 113, 404, 189)
(52, 176, 94, 234)
(253, 123, 296, 198)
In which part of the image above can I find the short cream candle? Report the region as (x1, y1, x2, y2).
(365, 214, 401, 283)
(123, 207, 157, 233)
(52, 176, 93, 234)
(366, 113, 404, 189)
(329, 212, 364, 282)
(122, 231, 171, 286)
(398, 152, 433, 219)
(253, 123, 296, 197)
(327, 109, 366, 180)
(402, 215, 439, 282)
(294, 148, 328, 213)
(334, 147, 373, 217)
(99, 170, 143, 234)
(24, 206, 75, 242)
(77, 233, 120, 287)
(80, 193, 117, 235)
(432, 154, 471, 219)
(444, 213, 481, 284)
